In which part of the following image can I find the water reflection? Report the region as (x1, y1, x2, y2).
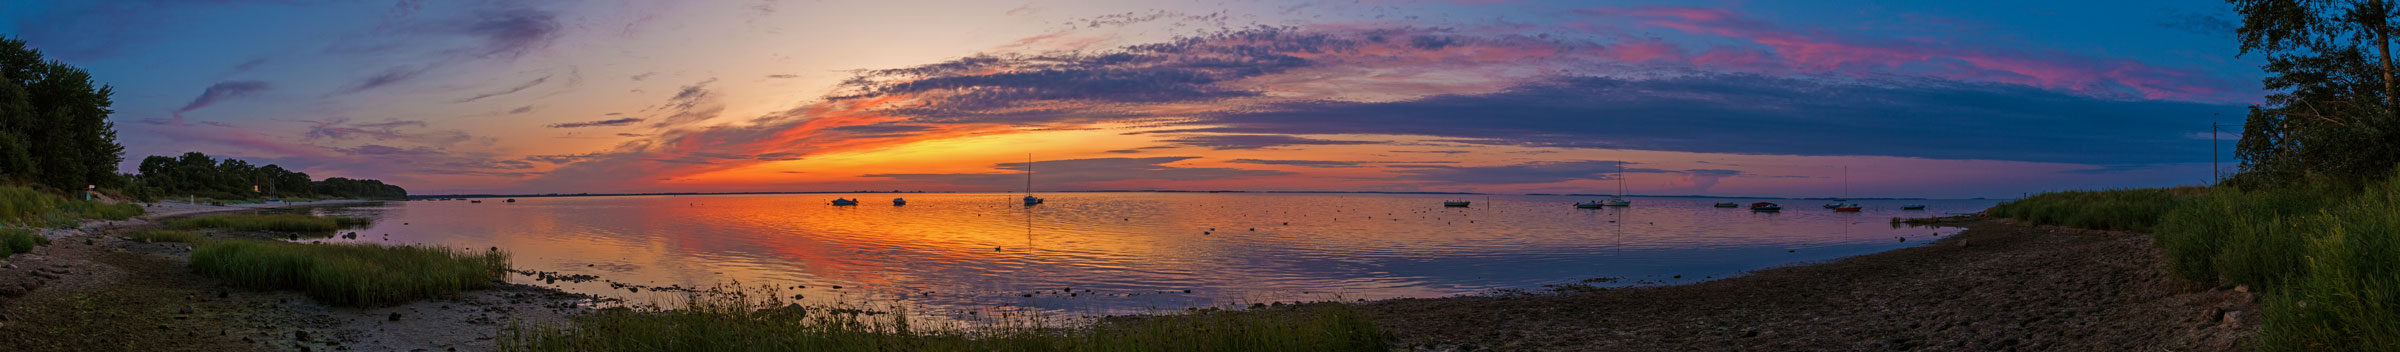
(306, 193, 1998, 319)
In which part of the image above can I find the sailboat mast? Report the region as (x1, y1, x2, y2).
(1025, 153, 1034, 196)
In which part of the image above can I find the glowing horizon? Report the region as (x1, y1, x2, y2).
(3, 0, 2259, 198)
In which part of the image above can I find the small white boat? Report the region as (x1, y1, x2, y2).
(893, 198, 907, 206)
(830, 198, 859, 206)
(1602, 197, 1630, 207)
(1443, 201, 1471, 207)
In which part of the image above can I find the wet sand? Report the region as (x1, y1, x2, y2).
(1364, 218, 2259, 351)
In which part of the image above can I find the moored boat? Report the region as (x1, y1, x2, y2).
(1443, 200, 1471, 207)
(1713, 202, 1740, 208)
(831, 198, 859, 206)
(1901, 204, 1926, 210)
(1602, 197, 1630, 207)
(1833, 202, 1862, 212)
(1750, 202, 1781, 212)
(893, 198, 907, 206)
(1574, 200, 1606, 208)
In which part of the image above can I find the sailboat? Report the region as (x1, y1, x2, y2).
(830, 198, 859, 206)
(1832, 166, 1861, 212)
(893, 198, 907, 206)
(1604, 161, 1631, 206)
(1022, 154, 1044, 205)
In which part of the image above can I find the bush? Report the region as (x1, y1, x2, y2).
(2, 228, 47, 256)
(1986, 188, 2195, 232)
(128, 229, 206, 244)
(500, 285, 1392, 352)
(2249, 176, 2400, 351)
(167, 214, 368, 233)
(189, 240, 508, 307)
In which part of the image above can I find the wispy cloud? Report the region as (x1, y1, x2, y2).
(174, 80, 270, 120)
(548, 118, 645, 128)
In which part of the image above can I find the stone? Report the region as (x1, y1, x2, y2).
(295, 329, 310, 341)
(389, 312, 403, 321)
(2222, 311, 2243, 325)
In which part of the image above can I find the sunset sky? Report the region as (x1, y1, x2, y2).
(2, 0, 2257, 198)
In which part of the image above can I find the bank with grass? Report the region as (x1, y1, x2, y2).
(166, 213, 371, 234)
(1988, 175, 2400, 351)
(499, 285, 1390, 352)
(191, 239, 510, 307)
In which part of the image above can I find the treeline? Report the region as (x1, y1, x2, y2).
(2229, 1, 2400, 186)
(0, 37, 125, 190)
(132, 152, 408, 200)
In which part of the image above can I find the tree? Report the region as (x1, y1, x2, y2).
(2230, 0, 2400, 185)
(0, 36, 125, 189)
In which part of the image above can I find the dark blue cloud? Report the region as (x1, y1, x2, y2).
(176, 80, 271, 116)
(346, 66, 429, 93)
(1387, 160, 1672, 185)
(868, 156, 1289, 189)
(456, 75, 549, 102)
(1162, 134, 1380, 150)
(464, 7, 560, 58)
(548, 118, 645, 128)
(833, 27, 1357, 120)
(1196, 75, 2244, 165)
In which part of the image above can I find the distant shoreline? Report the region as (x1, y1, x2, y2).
(414, 190, 1992, 201)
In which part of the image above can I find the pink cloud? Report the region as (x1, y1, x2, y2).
(1578, 5, 2249, 103)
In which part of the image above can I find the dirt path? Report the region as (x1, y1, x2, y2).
(1364, 218, 2258, 351)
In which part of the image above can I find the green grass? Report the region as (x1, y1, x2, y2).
(1985, 187, 2197, 232)
(2, 228, 50, 258)
(188, 240, 508, 307)
(500, 285, 1392, 352)
(166, 213, 370, 233)
(0, 185, 145, 227)
(127, 229, 206, 244)
(2008, 176, 2398, 351)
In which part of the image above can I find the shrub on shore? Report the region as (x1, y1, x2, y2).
(2017, 177, 2396, 350)
(2, 228, 49, 257)
(1985, 187, 2194, 232)
(190, 240, 508, 307)
(167, 213, 369, 233)
(0, 186, 145, 227)
(128, 229, 206, 244)
(500, 285, 1391, 352)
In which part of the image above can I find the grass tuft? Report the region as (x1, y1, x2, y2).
(1985, 187, 2196, 232)
(167, 213, 369, 233)
(3, 228, 48, 257)
(128, 229, 207, 244)
(500, 285, 1391, 352)
(189, 240, 508, 307)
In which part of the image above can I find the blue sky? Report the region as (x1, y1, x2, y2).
(1, 0, 2261, 197)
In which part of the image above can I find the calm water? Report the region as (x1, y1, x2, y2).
(304, 193, 1997, 319)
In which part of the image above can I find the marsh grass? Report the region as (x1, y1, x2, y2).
(128, 229, 207, 244)
(168, 213, 370, 234)
(1985, 187, 2197, 232)
(0, 186, 144, 227)
(500, 285, 1391, 352)
(189, 240, 508, 307)
(2, 228, 49, 258)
